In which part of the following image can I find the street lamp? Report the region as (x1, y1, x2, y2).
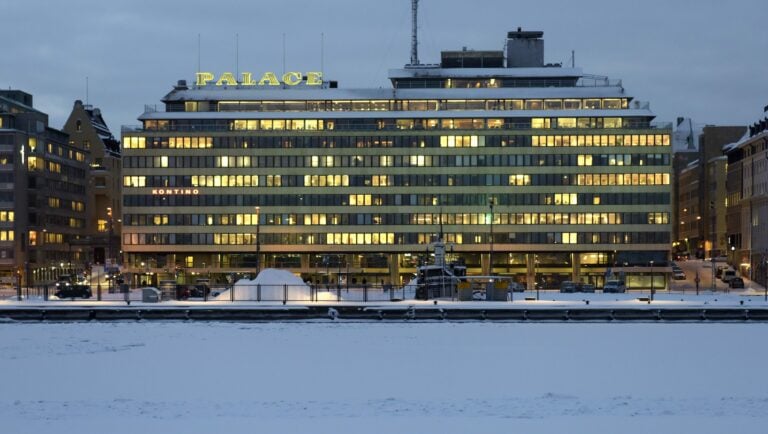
(107, 207, 113, 267)
(254, 206, 261, 276)
(649, 260, 654, 302)
(488, 197, 495, 276)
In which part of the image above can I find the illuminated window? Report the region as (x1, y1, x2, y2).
(508, 174, 530, 186)
(525, 100, 543, 110)
(603, 99, 622, 109)
(544, 99, 563, 110)
(124, 176, 146, 187)
(48, 197, 60, 208)
(584, 99, 601, 109)
(564, 99, 581, 109)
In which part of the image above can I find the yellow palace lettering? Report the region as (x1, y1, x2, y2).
(196, 71, 322, 87)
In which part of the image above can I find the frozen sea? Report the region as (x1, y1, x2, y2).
(1, 321, 766, 433)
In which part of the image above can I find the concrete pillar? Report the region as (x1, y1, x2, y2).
(526, 253, 535, 290)
(300, 254, 310, 271)
(572, 252, 580, 282)
(389, 253, 400, 285)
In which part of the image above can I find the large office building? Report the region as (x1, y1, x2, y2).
(121, 29, 673, 290)
(0, 90, 89, 287)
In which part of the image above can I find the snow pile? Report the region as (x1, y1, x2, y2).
(214, 268, 310, 301)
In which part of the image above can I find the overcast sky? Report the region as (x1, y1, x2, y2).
(2, 0, 766, 134)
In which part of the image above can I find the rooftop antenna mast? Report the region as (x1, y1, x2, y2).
(321, 32, 324, 81)
(410, 0, 420, 65)
(85, 76, 89, 106)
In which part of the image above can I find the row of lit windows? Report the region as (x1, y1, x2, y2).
(125, 212, 669, 227)
(0, 211, 13, 222)
(213, 98, 629, 113)
(44, 142, 86, 163)
(533, 134, 669, 147)
(140, 117, 653, 133)
(532, 117, 625, 129)
(123, 152, 669, 172)
(121, 230, 670, 246)
(46, 197, 84, 212)
(575, 173, 670, 186)
(0, 230, 13, 241)
(123, 192, 671, 208)
(125, 173, 668, 189)
(124, 133, 670, 151)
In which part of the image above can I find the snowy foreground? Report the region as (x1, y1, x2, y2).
(1, 322, 767, 434)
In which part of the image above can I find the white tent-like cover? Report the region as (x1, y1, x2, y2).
(215, 268, 311, 301)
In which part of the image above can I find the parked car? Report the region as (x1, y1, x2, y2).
(509, 282, 525, 292)
(720, 270, 737, 283)
(603, 280, 627, 293)
(55, 284, 92, 299)
(715, 265, 730, 278)
(559, 281, 578, 293)
(673, 270, 686, 280)
(189, 284, 211, 298)
(579, 283, 596, 293)
(729, 277, 745, 289)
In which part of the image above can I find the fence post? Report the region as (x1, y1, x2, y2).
(230, 284, 234, 302)
(44, 285, 49, 301)
(257, 284, 261, 302)
(283, 284, 287, 304)
(363, 284, 368, 302)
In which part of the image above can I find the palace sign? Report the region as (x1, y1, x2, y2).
(196, 71, 323, 87)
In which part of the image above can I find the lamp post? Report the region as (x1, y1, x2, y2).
(649, 260, 654, 302)
(254, 206, 261, 277)
(764, 254, 767, 302)
(488, 197, 495, 276)
(535, 254, 540, 301)
(107, 207, 113, 266)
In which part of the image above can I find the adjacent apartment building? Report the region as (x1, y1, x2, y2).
(0, 90, 89, 287)
(725, 109, 768, 283)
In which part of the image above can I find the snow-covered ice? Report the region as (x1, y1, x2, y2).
(1, 321, 766, 433)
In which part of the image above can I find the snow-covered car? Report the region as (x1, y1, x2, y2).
(728, 277, 745, 289)
(673, 270, 686, 280)
(603, 280, 626, 293)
